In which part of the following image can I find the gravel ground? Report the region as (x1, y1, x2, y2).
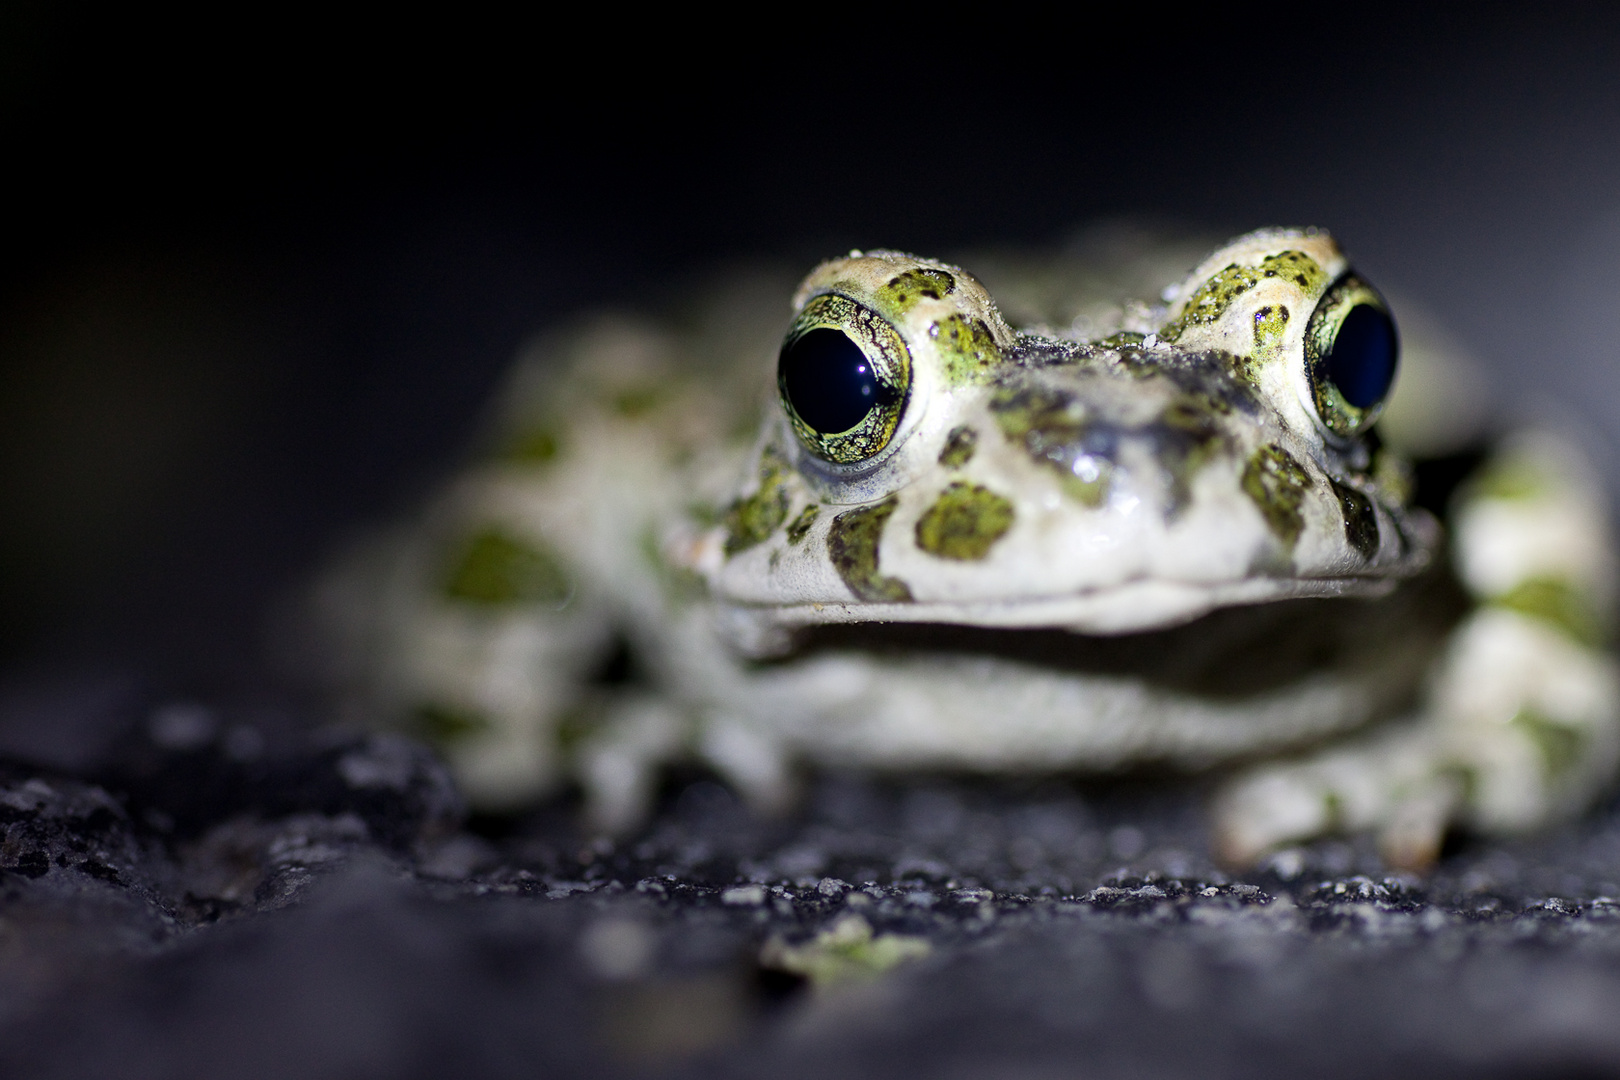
(0, 693, 1617, 1079)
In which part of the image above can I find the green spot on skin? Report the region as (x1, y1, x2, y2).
(723, 449, 790, 556)
(553, 703, 603, 753)
(1157, 395, 1231, 510)
(828, 497, 913, 602)
(938, 425, 978, 468)
(1510, 708, 1586, 777)
(990, 384, 1112, 507)
(444, 529, 571, 607)
(1225, 351, 1262, 386)
(613, 386, 665, 416)
(1471, 457, 1551, 502)
(1372, 447, 1415, 508)
(1163, 250, 1327, 343)
(1440, 763, 1479, 806)
(785, 504, 819, 545)
(991, 384, 1079, 445)
(878, 267, 956, 312)
(915, 482, 1015, 561)
(1251, 304, 1291, 355)
(931, 313, 1002, 384)
(1321, 790, 1345, 830)
(1492, 577, 1606, 646)
(505, 428, 560, 464)
(1112, 347, 1162, 378)
(411, 702, 492, 745)
(1241, 444, 1311, 550)
(1061, 466, 1111, 507)
(760, 915, 931, 991)
(686, 501, 722, 529)
(1328, 478, 1381, 560)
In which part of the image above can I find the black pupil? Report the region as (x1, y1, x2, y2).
(778, 327, 893, 435)
(1325, 304, 1398, 409)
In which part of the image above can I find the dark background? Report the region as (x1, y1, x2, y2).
(3, 8, 1619, 708)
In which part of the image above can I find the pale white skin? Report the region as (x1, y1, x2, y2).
(317, 229, 1619, 869)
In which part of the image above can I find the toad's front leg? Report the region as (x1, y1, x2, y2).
(1215, 434, 1620, 869)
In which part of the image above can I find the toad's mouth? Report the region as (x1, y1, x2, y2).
(716, 569, 1418, 658)
(771, 562, 1468, 703)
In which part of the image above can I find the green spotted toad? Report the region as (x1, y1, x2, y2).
(316, 227, 1619, 869)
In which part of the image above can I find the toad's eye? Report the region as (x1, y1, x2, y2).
(1324, 304, 1398, 409)
(778, 294, 911, 465)
(1304, 274, 1399, 437)
(779, 329, 893, 434)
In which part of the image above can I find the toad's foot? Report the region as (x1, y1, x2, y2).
(1213, 722, 1470, 870)
(578, 700, 798, 835)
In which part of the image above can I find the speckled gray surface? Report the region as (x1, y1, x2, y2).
(0, 703, 1618, 1079)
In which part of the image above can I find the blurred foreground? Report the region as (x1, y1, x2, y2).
(1, 705, 1619, 1078)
